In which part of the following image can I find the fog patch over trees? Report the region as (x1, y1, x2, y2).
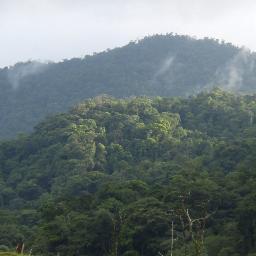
(7, 61, 48, 89)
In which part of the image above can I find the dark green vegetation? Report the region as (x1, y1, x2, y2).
(0, 254, 24, 256)
(1, 34, 256, 138)
(1, 89, 256, 255)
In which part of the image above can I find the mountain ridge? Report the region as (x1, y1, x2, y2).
(1, 34, 256, 139)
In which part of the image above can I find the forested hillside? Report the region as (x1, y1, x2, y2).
(1, 89, 256, 255)
(1, 34, 256, 138)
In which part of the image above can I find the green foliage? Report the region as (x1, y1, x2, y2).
(1, 91, 256, 255)
(2, 34, 255, 139)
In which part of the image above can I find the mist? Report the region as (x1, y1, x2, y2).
(214, 49, 256, 91)
(7, 61, 48, 89)
(155, 56, 175, 78)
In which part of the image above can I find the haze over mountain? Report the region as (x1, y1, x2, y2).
(1, 34, 256, 139)
(2, 1, 256, 255)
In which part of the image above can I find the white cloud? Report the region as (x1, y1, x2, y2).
(0, 0, 256, 67)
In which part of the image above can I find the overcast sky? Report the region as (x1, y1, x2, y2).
(1, 0, 256, 68)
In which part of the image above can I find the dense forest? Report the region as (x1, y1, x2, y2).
(1, 34, 256, 138)
(1, 89, 256, 255)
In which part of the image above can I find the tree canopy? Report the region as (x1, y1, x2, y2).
(1, 90, 256, 255)
(1, 34, 256, 138)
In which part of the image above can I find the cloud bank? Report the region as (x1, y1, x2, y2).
(1, 0, 256, 67)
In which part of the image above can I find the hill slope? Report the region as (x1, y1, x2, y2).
(1, 89, 256, 255)
(1, 34, 256, 138)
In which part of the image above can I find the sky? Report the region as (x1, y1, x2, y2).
(1, 0, 256, 68)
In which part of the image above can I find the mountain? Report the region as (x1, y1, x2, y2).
(1, 89, 256, 255)
(1, 34, 256, 139)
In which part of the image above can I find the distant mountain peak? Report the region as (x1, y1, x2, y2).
(0, 34, 255, 139)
